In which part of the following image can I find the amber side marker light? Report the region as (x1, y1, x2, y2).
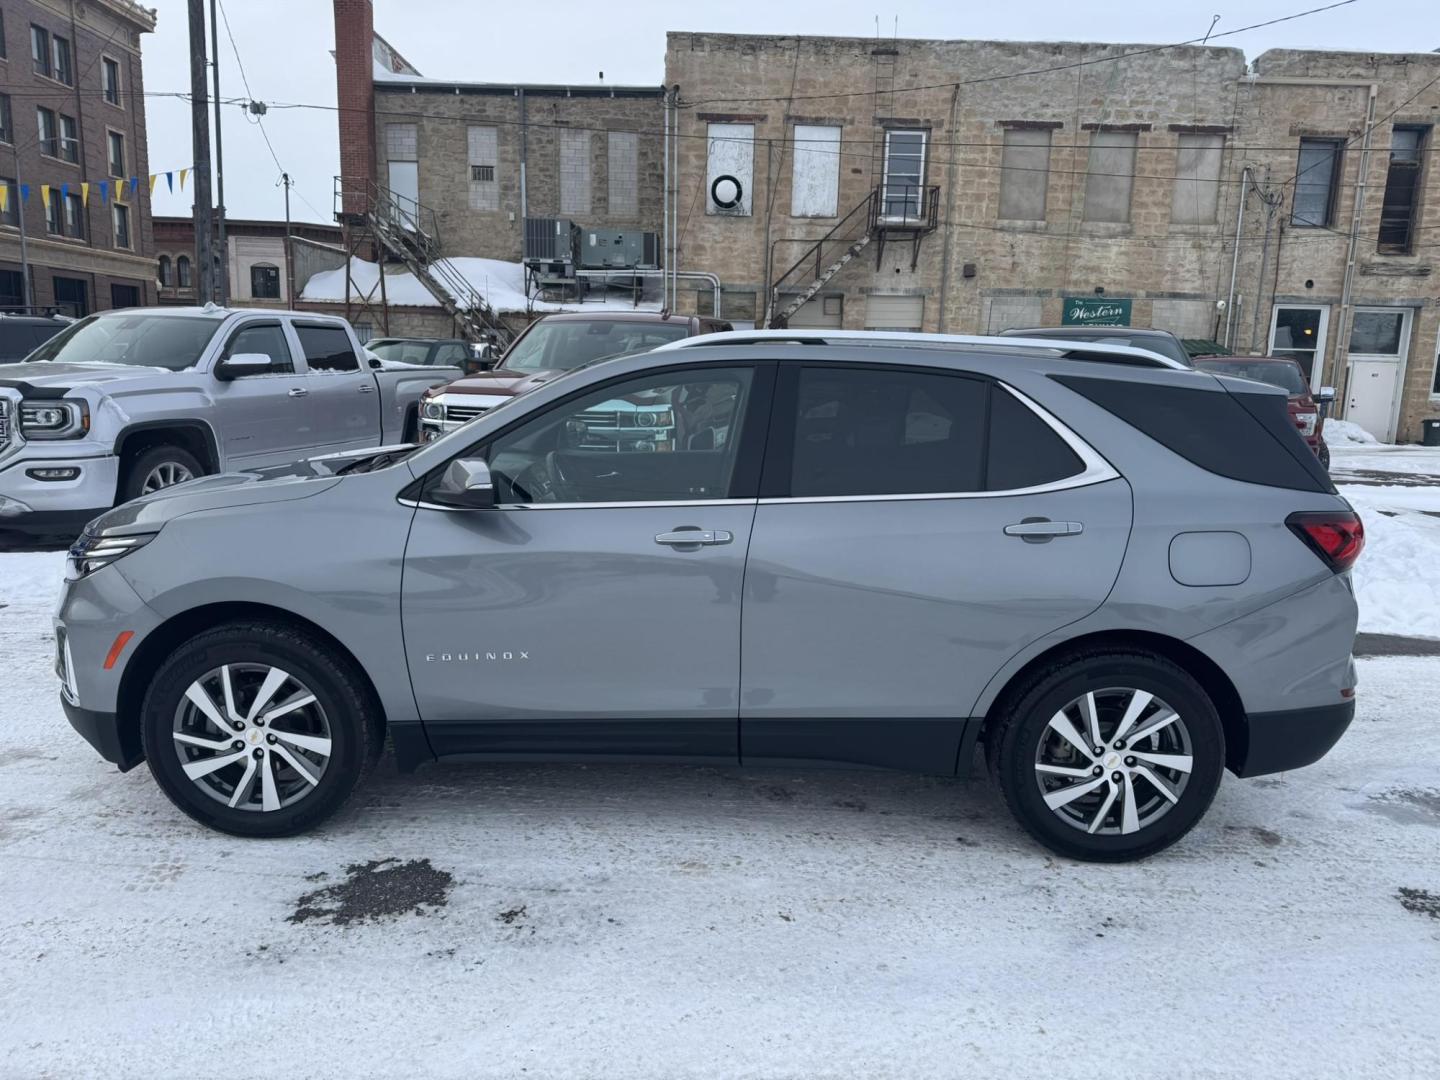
(103, 630, 135, 671)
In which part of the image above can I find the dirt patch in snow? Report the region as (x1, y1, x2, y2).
(1396, 887, 1440, 919)
(288, 858, 453, 927)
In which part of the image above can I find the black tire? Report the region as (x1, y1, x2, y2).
(139, 621, 383, 838)
(118, 444, 204, 503)
(985, 649, 1225, 862)
(1318, 440, 1331, 472)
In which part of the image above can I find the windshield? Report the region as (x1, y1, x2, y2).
(502, 319, 689, 373)
(368, 340, 432, 364)
(27, 313, 223, 370)
(1196, 358, 1308, 395)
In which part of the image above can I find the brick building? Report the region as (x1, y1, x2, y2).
(0, 0, 157, 316)
(153, 215, 342, 308)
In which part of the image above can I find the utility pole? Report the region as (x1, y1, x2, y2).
(282, 173, 294, 309)
(12, 151, 32, 309)
(209, 0, 228, 304)
(188, 0, 215, 303)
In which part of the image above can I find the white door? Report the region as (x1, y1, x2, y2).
(786, 295, 843, 329)
(1344, 307, 1412, 443)
(1268, 305, 1330, 390)
(865, 294, 924, 331)
(387, 160, 419, 231)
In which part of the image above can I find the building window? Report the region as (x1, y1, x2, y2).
(0, 271, 23, 309)
(0, 94, 11, 144)
(608, 130, 640, 218)
(1378, 126, 1427, 255)
(158, 254, 172, 287)
(998, 127, 1051, 222)
(111, 283, 140, 310)
(1083, 131, 1138, 223)
(250, 263, 281, 299)
(0, 12, 7, 60)
(1171, 133, 1224, 224)
(466, 125, 497, 212)
(31, 25, 50, 78)
(113, 202, 131, 249)
(52, 34, 72, 85)
(59, 114, 78, 163)
(36, 106, 57, 158)
(790, 125, 841, 218)
(64, 192, 83, 239)
(0, 177, 17, 227)
(1292, 138, 1341, 227)
(881, 129, 927, 221)
(706, 123, 754, 217)
(559, 129, 592, 217)
(102, 57, 121, 106)
(52, 276, 88, 317)
(45, 192, 63, 234)
(108, 131, 125, 178)
(177, 255, 193, 288)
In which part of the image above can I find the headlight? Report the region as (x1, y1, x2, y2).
(634, 409, 673, 429)
(421, 400, 444, 420)
(1295, 412, 1318, 436)
(20, 399, 89, 439)
(66, 530, 157, 580)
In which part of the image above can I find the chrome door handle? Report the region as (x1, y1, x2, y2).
(357, 383, 376, 393)
(655, 529, 733, 547)
(1004, 518, 1083, 542)
(288, 387, 309, 398)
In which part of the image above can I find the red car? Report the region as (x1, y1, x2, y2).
(1193, 355, 1331, 470)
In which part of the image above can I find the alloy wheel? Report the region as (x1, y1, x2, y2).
(170, 663, 332, 812)
(141, 460, 195, 494)
(1033, 687, 1193, 836)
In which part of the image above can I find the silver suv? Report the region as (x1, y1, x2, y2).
(54, 331, 1363, 861)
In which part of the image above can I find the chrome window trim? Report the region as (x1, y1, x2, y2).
(401, 497, 754, 512)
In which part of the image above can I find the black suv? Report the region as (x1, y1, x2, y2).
(0, 314, 70, 363)
(999, 326, 1194, 368)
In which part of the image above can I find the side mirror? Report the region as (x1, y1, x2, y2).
(369, 355, 384, 370)
(214, 352, 273, 381)
(430, 458, 496, 510)
(1316, 386, 1336, 402)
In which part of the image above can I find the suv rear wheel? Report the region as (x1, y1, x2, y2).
(987, 650, 1225, 862)
(139, 622, 382, 837)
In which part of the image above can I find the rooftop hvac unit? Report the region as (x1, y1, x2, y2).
(578, 229, 661, 271)
(523, 218, 578, 265)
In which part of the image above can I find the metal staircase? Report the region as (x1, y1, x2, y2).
(333, 179, 513, 347)
(766, 184, 939, 329)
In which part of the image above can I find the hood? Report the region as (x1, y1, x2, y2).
(0, 361, 170, 394)
(87, 468, 343, 536)
(429, 367, 562, 398)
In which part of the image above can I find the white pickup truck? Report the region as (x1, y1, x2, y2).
(0, 305, 460, 537)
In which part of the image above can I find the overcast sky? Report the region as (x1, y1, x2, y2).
(142, 0, 1436, 225)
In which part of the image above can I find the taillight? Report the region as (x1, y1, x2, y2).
(1294, 411, 1317, 436)
(1287, 511, 1364, 573)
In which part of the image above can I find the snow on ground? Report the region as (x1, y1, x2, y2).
(300, 256, 662, 316)
(1325, 418, 1380, 446)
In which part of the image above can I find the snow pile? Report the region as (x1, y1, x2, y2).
(1326, 419, 1381, 446)
(1342, 485, 1440, 638)
(300, 257, 660, 316)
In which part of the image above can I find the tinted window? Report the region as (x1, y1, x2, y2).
(787, 367, 988, 497)
(473, 367, 754, 505)
(1053, 374, 1330, 493)
(502, 319, 691, 373)
(987, 388, 1084, 490)
(368, 340, 431, 364)
(296, 325, 358, 372)
(225, 323, 293, 374)
(434, 343, 470, 366)
(1194, 359, 1307, 396)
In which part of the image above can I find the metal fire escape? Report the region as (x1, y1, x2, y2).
(333, 178, 513, 347)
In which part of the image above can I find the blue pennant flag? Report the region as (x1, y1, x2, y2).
(129, 176, 138, 195)
(165, 172, 174, 193)
(19, 184, 29, 203)
(60, 182, 69, 201)
(98, 180, 109, 204)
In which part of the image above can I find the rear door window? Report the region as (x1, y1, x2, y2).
(296, 324, 359, 373)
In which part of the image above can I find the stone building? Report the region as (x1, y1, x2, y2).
(665, 33, 1440, 443)
(0, 0, 158, 316)
(153, 215, 342, 308)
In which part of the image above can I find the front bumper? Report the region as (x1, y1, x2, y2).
(0, 447, 119, 535)
(62, 696, 143, 771)
(1229, 699, 1355, 777)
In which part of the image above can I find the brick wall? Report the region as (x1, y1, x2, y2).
(333, 0, 375, 216)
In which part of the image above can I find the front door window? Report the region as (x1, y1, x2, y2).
(881, 130, 926, 222)
(1268, 306, 1328, 388)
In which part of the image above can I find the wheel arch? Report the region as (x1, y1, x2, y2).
(979, 629, 1246, 768)
(116, 601, 390, 763)
(114, 420, 221, 475)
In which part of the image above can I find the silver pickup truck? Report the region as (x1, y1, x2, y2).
(0, 306, 459, 536)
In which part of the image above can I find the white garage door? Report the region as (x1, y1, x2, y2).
(786, 295, 843, 329)
(865, 294, 925, 331)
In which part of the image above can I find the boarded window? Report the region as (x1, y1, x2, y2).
(791, 124, 840, 217)
(706, 123, 753, 216)
(467, 126, 498, 211)
(607, 131, 639, 219)
(1292, 139, 1340, 227)
(560, 129, 592, 216)
(1083, 131, 1137, 223)
(1171, 133, 1224, 224)
(998, 128, 1050, 221)
(864, 294, 925, 331)
(385, 123, 417, 161)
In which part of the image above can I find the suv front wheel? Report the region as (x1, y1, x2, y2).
(987, 649, 1225, 862)
(139, 622, 382, 837)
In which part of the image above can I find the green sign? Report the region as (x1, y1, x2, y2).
(1062, 297, 1132, 326)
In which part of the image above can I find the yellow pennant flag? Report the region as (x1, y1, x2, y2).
(178, 168, 189, 191)
(80, 182, 90, 207)
(0, 184, 8, 215)
(40, 184, 51, 210)
(149, 174, 159, 196)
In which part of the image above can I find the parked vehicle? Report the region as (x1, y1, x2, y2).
(366, 337, 485, 375)
(55, 330, 1361, 860)
(419, 311, 732, 440)
(0, 313, 70, 363)
(1000, 326, 1194, 368)
(1193, 355, 1333, 470)
(0, 306, 460, 536)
